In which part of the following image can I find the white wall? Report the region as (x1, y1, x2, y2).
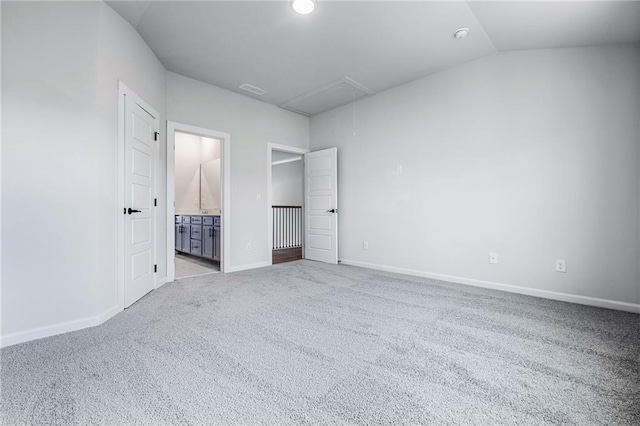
(272, 160, 303, 206)
(167, 72, 310, 269)
(1, 1, 167, 344)
(310, 46, 640, 308)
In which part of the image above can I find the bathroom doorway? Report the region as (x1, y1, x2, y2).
(173, 132, 221, 278)
(167, 122, 231, 281)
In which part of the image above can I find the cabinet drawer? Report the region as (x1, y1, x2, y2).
(175, 215, 182, 224)
(191, 225, 202, 239)
(203, 216, 214, 226)
(190, 216, 202, 224)
(182, 216, 191, 224)
(190, 240, 202, 256)
(214, 216, 221, 226)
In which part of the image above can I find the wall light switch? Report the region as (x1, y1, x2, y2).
(396, 164, 403, 174)
(489, 252, 498, 264)
(246, 243, 252, 252)
(556, 259, 567, 273)
(363, 241, 369, 250)
(256, 193, 262, 201)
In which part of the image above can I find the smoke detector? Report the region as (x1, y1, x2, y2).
(239, 83, 268, 96)
(453, 27, 470, 39)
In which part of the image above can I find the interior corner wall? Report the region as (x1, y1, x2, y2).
(310, 45, 640, 307)
(166, 72, 310, 270)
(1, 1, 166, 344)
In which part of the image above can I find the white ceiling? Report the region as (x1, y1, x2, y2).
(107, 1, 640, 116)
(468, 1, 640, 51)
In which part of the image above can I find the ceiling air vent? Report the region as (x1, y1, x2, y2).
(239, 83, 268, 96)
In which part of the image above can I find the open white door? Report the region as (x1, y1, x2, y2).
(304, 147, 338, 264)
(123, 91, 158, 308)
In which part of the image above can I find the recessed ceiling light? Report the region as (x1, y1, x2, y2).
(291, 0, 317, 15)
(453, 27, 470, 39)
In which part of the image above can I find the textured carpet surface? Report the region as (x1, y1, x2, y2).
(1, 260, 639, 425)
(175, 253, 219, 279)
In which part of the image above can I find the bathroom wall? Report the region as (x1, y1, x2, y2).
(174, 132, 221, 214)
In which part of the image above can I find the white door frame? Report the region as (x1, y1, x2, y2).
(117, 81, 160, 311)
(167, 121, 231, 280)
(267, 143, 309, 265)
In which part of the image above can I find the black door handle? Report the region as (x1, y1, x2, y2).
(327, 209, 337, 213)
(127, 208, 142, 215)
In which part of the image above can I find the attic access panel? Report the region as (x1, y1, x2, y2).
(280, 77, 376, 116)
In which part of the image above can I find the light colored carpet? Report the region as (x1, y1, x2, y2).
(174, 252, 219, 279)
(1, 260, 639, 425)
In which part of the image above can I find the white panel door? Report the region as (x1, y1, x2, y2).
(124, 95, 157, 308)
(304, 147, 338, 264)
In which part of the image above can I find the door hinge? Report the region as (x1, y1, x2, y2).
(154, 198, 157, 207)
(154, 132, 159, 141)
(154, 264, 157, 273)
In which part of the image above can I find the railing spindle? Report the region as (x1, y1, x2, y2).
(272, 205, 302, 250)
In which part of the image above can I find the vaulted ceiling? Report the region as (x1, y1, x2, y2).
(107, 1, 640, 116)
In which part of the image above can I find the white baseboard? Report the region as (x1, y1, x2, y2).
(156, 277, 168, 289)
(4, 260, 634, 348)
(339, 259, 640, 314)
(226, 261, 271, 273)
(0, 305, 121, 348)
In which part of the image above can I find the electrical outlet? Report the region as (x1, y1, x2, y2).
(246, 243, 252, 252)
(362, 240, 369, 250)
(489, 252, 498, 264)
(556, 259, 566, 273)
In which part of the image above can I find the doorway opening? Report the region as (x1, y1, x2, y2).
(174, 132, 221, 278)
(167, 122, 231, 281)
(267, 144, 309, 265)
